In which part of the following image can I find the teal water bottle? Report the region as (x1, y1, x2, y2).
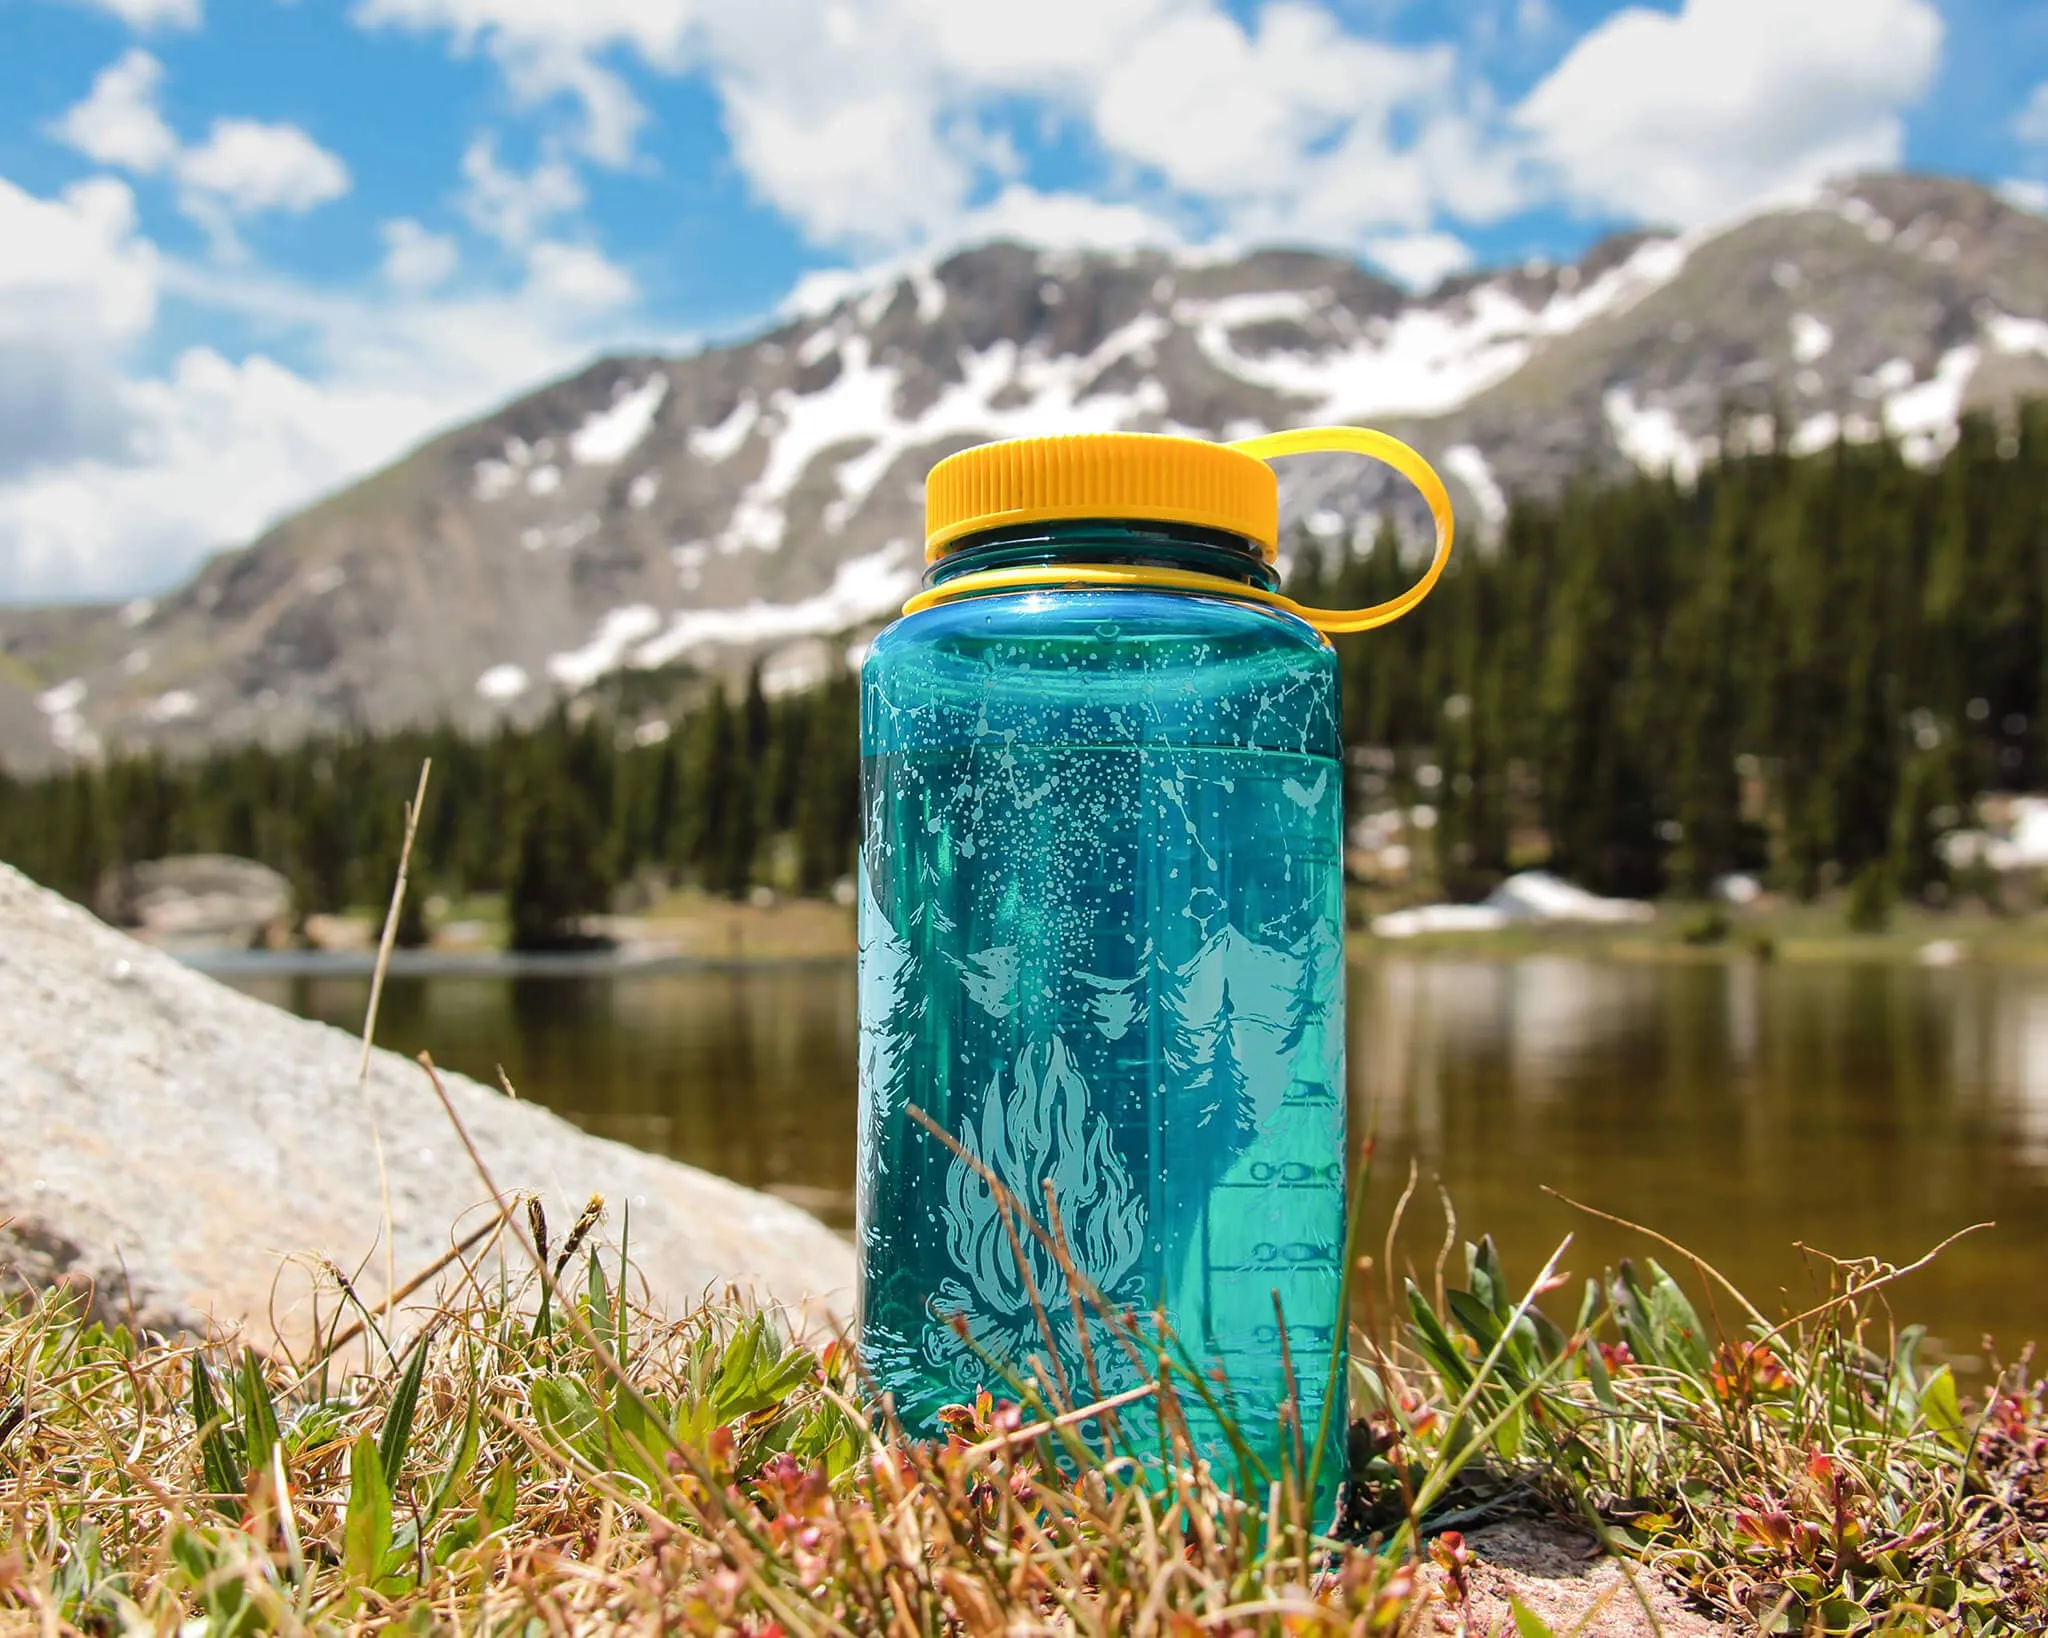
(856, 428, 1453, 1523)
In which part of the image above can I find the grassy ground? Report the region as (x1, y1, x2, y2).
(622, 889, 857, 961)
(4, 1180, 2043, 1636)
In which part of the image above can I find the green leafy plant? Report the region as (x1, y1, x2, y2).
(1380, 1229, 2048, 1632)
(4, 1193, 2043, 1634)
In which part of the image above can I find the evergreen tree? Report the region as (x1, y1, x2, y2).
(689, 687, 756, 898)
(1663, 477, 1746, 894)
(504, 779, 611, 951)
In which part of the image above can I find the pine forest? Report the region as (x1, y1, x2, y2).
(2, 404, 2045, 947)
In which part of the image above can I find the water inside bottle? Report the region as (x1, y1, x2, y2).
(858, 737, 1346, 1511)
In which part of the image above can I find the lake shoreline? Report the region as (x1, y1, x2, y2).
(179, 916, 2048, 977)
(177, 945, 860, 978)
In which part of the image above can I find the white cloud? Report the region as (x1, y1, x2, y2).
(905, 0, 1181, 84)
(2015, 82, 2048, 149)
(351, 0, 1523, 254)
(459, 135, 584, 247)
(52, 51, 352, 249)
(1363, 230, 1474, 291)
(2001, 179, 2048, 216)
(175, 119, 352, 215)
(492, 37, 647, 165)
(346, 0, 1962, 257)
(1090, 5, 1441, 204)
(1517, 0, 1943, 224)
(50, 50, 178, 173)
(74, 0, 201, 28)
(955, 186, 1186, 253)
(523, 240, 635, 308)
(352, 0, 694, 165)
(0, 171, 645, 602)
(379, 218, 459, 288)
(738, 0, 1509, 248)
(0, 176, 159, 481)
(0, 178, 157, 348)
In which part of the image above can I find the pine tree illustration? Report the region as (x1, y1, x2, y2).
(1186, 976, 1258, 1349)
(1192, 977, 1259, 1152)
(1277, 929, 1339, 1100)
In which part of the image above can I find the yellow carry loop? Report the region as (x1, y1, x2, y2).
(905, 425, 1455, 635)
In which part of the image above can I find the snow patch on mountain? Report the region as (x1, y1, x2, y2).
(714, 329, 1183, 557)
(1790, 314, 1833, 364)
(1885, 346, 1982, 464)
(689, 398, 758, 463)
(1603, 388, 1707, 483)
(1542, 235, 1692, 331)
(1190, 293, 1532, 420)
(633, 540, 919, 670)
(37, 679, 84, 715)
(474, 435, 560, 502)
(726, 337, 905, 552)
(519, 514, 600, 552)
(35, 679, 98, 758)
(570, 375, 669, 465)
(147, 690, 198, 723)
(782, 260, 950, 326)
(1833, 193, 1897, 243)
(1186, 236, 1692, 422)
(1790, 412, 1842, 456)
(1988, 313, 2048, 357)
(477, 664, 529, 702)
(1441, 444, 1506, 529)
(671, 542, 709, 589)
(548, 604, 663, 690)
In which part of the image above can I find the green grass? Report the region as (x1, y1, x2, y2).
(1375, 1228, 2048, 1631)
(0, 1228, 1411, 1636)
(4, 1181, 2043, 1636)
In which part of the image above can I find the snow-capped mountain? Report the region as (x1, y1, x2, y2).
(3, 171, 2047, 771)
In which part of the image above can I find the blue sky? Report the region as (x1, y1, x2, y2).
(2, 0, 2045, 603)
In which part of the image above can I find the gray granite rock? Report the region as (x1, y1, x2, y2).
(0, 861, 853, 1346)
(95, 853, 294, 951)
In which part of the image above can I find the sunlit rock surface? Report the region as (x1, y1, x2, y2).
(0, 861, 852, 1346)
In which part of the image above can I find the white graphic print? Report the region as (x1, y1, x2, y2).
(855, 853, 917, 1241)
(926, 1036, 1144, 1392)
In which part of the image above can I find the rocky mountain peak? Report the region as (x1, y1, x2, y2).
(2, 170, 2045, 773)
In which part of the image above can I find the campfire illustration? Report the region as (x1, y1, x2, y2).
(925, 1035, 1146, 1393)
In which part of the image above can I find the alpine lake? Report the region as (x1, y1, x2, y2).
(224, 950, 2048, 1370)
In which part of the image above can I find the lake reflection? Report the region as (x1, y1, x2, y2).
(1350, 959, 2048, 1358)
(229, 956, 2048, 1357)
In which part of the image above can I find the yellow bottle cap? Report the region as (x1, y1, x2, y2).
(912, 425, 1457, 637)
(924, 431, 1279, 563)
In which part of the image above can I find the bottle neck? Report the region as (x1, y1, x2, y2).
(926, 520, 1281, 594)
